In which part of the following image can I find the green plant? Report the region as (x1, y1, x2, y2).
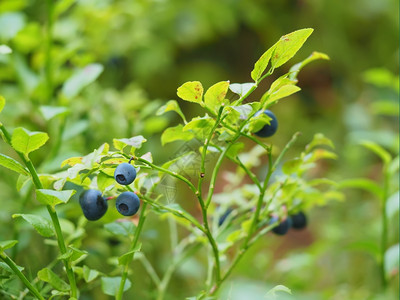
(0, 28, 343, 299)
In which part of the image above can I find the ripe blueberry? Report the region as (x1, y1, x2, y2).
(269, 216, 292, 235)
(79, 189, 108, 221)
(254, 110, 278, 138)
(290, 211, 307, 229)
(114, 163, 137, 185)
(218, 208, 233, 226)
(116, 192, 140, 216)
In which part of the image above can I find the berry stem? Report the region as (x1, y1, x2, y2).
(116, 201, 148, 300)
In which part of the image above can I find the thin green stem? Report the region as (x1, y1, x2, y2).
(380, 167, 389, 289)
(0, 252, 45, 300)
(116, 202, 148, 300)
(272, 132, 302, 170)
(135, 157, 198, 195)
(0, 125, 78, 298)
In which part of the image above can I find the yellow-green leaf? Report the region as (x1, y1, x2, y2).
(12, 214, 55, 237)
(177, 81, 203, 104)
(251, 46, 275, 82)
(161, 124, 195, 146)
(271, 28, 314, 69)
(0, 95, 5, 113)
(204, 81, 230, 113)
(0, 153, 29, 175)
(36, 189, 76, 207)
(156, 100, 186, 122)
(289, 51, 330, 80)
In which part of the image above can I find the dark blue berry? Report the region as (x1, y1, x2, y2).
(114, 163, 137, 185)
(290, 211, 307, 229)
(269, 216, 292, 235)
(254, 110, 278, 138)
(116, 192, 140, 216)
(79, 189, 108, 221)
(218, 208, 233, 226)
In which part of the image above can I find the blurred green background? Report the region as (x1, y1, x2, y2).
(0, 0, 398, 299)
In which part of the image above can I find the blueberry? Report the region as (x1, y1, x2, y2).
(290, 211, 307, 229)
(254, 110, 278, 138)
(79, 189, 108, 221)
(218, 208, 233, 226)
(114, 163, 137, 185)
(116, 192, 140, 216)
(269, 216, 292, 235)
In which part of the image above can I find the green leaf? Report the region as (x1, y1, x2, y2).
(82, 265, 100, 283)
(39, 106, 69, 121)
(97, 171, 114, 191)
(337, 178, 383, 199)
(12, 214, 55, 237)
(0, 95, 5, 113)
(183, 116, 215, 140)
(11, 127, 49, 155)
(38, 268, 70, 292)
(101, 276, 131, 296)
(177, 81, 204, 104)
(251, 46, 275, 82)
(385, 244, 399, 278)
(289, 51, 330, 80)
(265, 84, 301, 106)
(104, 221, 136, 236)
(265, 285, 292, 299)
(58, 246, 88, 263)
(156, 100, 186, 121)
(229, 83, 256, 98)
(305, 133, 335, 153)
(113, 136, 147, 151)
(271, 28, 314, 69)
(118, 243, 141, 266)
(0, 45, 12, 55)
(161, 124, 195, 146)
(36, 189, 76, 207)
(0, 153, 29, 175)
(62, 63, 104, 98)
(247, 112, 272, 133)
(204, 81, 230, 113)
(360, 140, 391, 165)
(0, 261, 24, 273)
(226, 142, 245, 159)
(0, 240, 18, 251)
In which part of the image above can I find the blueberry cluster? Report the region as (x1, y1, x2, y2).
(269, 211, 307, 236)
(79, 161, 140, 221)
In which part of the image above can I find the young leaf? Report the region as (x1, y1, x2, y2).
(12, 214, 55, 237)
(11, 127, 49, 155)
(62, 63, 104, 99)
(177, 81, 203, 104)
(251, 46, 275, 82)
(113, 136, 147, 151)
(101, 276, 131, 296)
(39, 106, 69, 121)
(204, 81, 230, 113)
(0, 261, 24, 273)
(0, 240, 18, 251)
(156, 100, 186, 122)
(271, 28, 314, 69)
(264, 85, 301, 106)
(36, 189, 76, 207)
(161, 124, 195, 146)
(38, 268, 70, 291)
(0, 153, 29, 175)
(360, 140, 392, 165)
(289, 51, 330, 80)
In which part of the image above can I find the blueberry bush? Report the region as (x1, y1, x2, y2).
(0, 27, 345, 299)
(0, 1, 398, 300)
